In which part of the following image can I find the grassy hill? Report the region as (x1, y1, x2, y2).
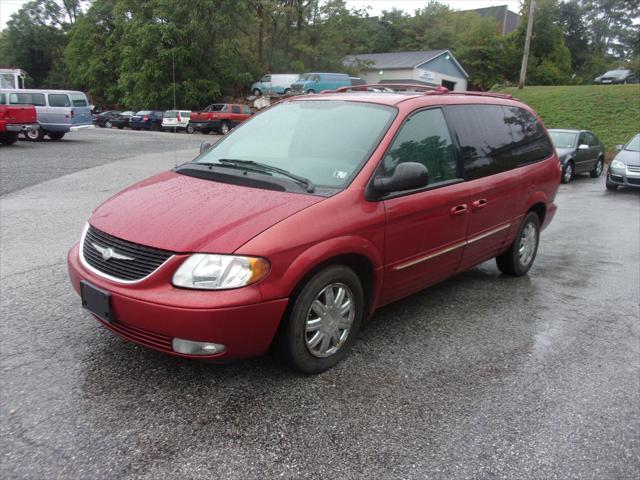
(499, 85, 640, 156)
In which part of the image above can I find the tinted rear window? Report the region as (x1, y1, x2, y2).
(70, 93, 88, 107)
(446, 105, 553, 180)
(9, 92, 46, 106)
(48, 94, 71, 107)
(0, 93, 5, 104)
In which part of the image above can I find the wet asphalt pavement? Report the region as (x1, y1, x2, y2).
(1, 129, 639, 479)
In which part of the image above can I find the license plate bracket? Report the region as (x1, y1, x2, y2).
(80, 280, 114, 323)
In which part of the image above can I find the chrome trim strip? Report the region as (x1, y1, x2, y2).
(466, 223, 512, 245)
(393, 223, 512, 271)
(394, 241, 467, 271)
(79, 223, 175, 285)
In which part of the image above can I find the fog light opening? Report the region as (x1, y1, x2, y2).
(172, 338, 226, 356)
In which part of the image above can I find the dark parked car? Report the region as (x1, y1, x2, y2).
(594, 69, 638, 84)
(606, 134, 640, 190)
(68, 88, 560, 373)
(113, 111, 135, 129)
(130, 110, 164, 131)
(95, 111, 121, 128)
(548, 129, 605, 183)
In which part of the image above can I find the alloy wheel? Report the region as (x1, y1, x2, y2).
(518, 223, 537, 267)
(304, 283, 355, 358)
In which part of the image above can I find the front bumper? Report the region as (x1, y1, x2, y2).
(607, 167, 640, 188)
(6, 123, 39, 132)
(67, 243, 288, 360)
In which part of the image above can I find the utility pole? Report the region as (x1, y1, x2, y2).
(519, 0, 536, 89)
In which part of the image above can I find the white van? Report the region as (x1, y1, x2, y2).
(162, 110, 192, 132)
(0, 88, 93, 140)
(250, 74, 300, 96)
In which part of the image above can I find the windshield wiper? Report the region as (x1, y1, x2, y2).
(217, 159, 315, 193)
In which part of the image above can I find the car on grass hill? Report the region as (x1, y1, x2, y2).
(594, 69, 638, 85)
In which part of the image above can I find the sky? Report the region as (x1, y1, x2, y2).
(0, 0, 522, 31)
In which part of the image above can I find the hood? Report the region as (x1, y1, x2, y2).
(614, 149, 640, 167)
(89, 171, 323, 253)
(555, 147, 574, 161)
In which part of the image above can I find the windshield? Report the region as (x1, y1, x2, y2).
(549, 131, 577, 148)
(624, 134, 640, 152)
(194, 100, 396, 189)
(299, 74, 313, 81)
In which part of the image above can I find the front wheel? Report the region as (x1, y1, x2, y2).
(104, 120, 113, 128)
(220, 122, 230, 135)
(48, 132, 65, 140)
(284, 88, 291, 94)
(252, 88, 262, 96)
(561, 161, 573, 184)
(606, 179, 618, 191)
(276, 265, 364, 374)
(496, 211, 541, 277)
(25, 127, 45, 141)
(186, 124, 194, 134)
(306, 89, 316, 94)
(590, 157, 604, 178)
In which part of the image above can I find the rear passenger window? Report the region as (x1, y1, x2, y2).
(242, 106, 251, 115)
(48, 94, 71, 107)
(10, 93, 46, 106)
(446, 105, 553, 180)
(232, 105, 241, 114)
(382, 108, 458, 185)
(70, 93, 88, 107)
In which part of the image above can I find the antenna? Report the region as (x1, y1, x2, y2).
(172, 50, 177, 168)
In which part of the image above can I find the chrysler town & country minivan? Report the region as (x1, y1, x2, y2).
(68, 87, 560, 373)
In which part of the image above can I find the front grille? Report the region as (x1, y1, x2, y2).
(82, 225, 173, 282)
(627, 177, 640, 186)
(98, 318, 173, 353)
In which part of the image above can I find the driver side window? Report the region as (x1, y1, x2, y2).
(381, 108, 457, 185)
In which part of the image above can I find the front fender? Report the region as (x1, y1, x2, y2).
(257, 235, 384, 305)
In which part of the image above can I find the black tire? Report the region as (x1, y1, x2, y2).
(48, 132, 65, 141)
(284, 88, 291, 94)
(276, 265, 364, 374)
(186, 124, 194, 134)
(253, 88, 262, 96)
(25, 127, 45, 141)
(306, 89, 316, 94)
(496, 211, 541, 277)
(606, 179, 618, 191)
(220, 121, 230, 135)
(0, 132, 18, 145)
(104, 120, 113, 128)
(590, 157, 604, 178)
(561, 161, 573, 184)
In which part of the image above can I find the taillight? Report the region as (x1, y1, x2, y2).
(143, 116, 149, 121)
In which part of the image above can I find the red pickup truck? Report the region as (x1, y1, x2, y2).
(189, 103, 252, 135)
(0, 94, 39, 145)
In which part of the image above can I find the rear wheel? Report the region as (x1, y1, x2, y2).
(220, 121, 230, 135)
(48, 132, 65, 140)
(0, 132, 18, 145)
(186, 124, 194, 134)
(150, 123, 160, 131)
(284, 88, 291, 94)
(561, 161, 573, 184)
(252, 88, 262, 96)
(25, 127, 45, 141)
(590, 157, 604, 178)
(306, 89, 316, 94)
(276, 265, 364, 374)
(496, 211, 540, 277)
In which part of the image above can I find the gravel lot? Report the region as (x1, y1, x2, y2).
(1, 129, 639, 479)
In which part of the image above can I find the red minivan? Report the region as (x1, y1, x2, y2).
(68, 87, 560, 373)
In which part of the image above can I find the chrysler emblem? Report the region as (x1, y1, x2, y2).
(92, 243, 134, 261)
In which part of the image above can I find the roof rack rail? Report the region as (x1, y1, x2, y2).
(425, 90, 513, 99)
(332, 83, 445, 93)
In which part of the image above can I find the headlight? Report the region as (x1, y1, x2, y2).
(611, 159, 626, 169)
(173, 254, 270, 290)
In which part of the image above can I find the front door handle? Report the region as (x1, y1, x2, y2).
(450, 204, 468, 216)
(471, 199, 488, 211)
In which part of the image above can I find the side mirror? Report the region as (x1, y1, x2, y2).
(374, 162, 429, 194)
(199, 141, 213, 154)
(578, 144, 589, 150)
(615, 144, 623, 151)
